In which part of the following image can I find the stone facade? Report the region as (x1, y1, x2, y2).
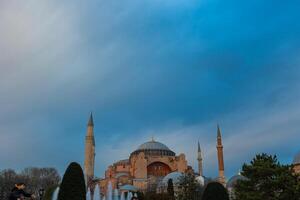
(98, 140, 188, 194)
(82, 115, 233, 195)
(83, 114, 300, 199)
(293, 164, 300, 174)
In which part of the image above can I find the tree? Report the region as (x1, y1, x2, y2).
(234, 153, 300, 200)
(176, 173, 200, 200)
(0, 167, 60, 199)
(58, 162, 86, 200)
(0, 169, 18, 199)
(167, 179, 175, 200)
(143, 191, 169, 200)
(137, 191, 145, 200)
(20, 167, 60, 194)
(201, 182, 229, 200)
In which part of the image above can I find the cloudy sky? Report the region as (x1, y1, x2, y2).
(0, 0, 300, 179)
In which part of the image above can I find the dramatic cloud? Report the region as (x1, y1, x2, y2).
(0, 0, 299, 179)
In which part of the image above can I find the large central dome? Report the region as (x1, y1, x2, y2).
(130, 140, 175, 157)
(138, 141, 171, 151)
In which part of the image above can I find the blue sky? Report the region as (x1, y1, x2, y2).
(0, 0, 300, 179)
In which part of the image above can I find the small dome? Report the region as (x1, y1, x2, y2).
(293, 152, 300, 165)
(227, 174, 247, 188)
(195, 176, 205, 186)
(162, 172, 183, 185)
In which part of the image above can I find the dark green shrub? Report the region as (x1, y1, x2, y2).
(58, 162, 86, 200)
(167, 179, 175, 200)
(202, 182, 229, 200)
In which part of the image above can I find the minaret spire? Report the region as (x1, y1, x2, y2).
(197, 141, 203, 176)
(88, 112, 94, 127)
(84, 112, 96, 188)
(216, 124, 225, 185)
(217, 124, 221, 138)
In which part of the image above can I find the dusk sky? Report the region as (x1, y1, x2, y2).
(0, 0, 300, 179)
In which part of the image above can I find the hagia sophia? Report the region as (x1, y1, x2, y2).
(83, 113, 300, 197)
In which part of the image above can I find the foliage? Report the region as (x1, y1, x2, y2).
(21, 167, 61, 193)
(234, 153, 300, 200)
(176, 173, 201, 200)
(201, 182, 229, 200)
(0, 167, 60, 199)
(0, 169, 18, 199)
(58, 162, 86, 200)
(137, 191, 145, 200)
(143, 191, 170, 200)
(167, 179, 175, 200)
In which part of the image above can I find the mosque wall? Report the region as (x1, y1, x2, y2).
(99, 146, 189, 194)
(176, 154, 188, 173)
(132, 152, 147, 179)
(293, 164, 300, 174)
(115, 164, 130, 172)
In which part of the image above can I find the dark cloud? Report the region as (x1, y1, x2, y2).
(0, 0, 299, 178)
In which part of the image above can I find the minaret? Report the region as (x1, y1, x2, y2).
(197, 141, 203, 176)
(216, 124, 225, 185)
(84, 113, 96, 187)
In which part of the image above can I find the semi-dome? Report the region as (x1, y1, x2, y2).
(195, 176, 205, 186)
(157, 172, 184, 193)
(131, 140, 175, 157)
(293, 152, 300, 165)
(162, 172, 183, 185)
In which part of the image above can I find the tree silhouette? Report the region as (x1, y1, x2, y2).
(58, 162, 86, 200)
(202, 182, 229, 200)
(167, 179, 175, 200)
(234, 153, 300, 200)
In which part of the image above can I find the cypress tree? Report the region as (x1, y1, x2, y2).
(202, 182, 229, 200)
(167, 178, 175, 200)
(58, 162, 86, 200)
